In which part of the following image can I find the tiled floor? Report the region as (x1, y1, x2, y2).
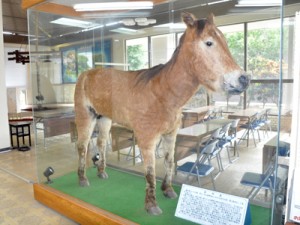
(0, 127, 290, 224)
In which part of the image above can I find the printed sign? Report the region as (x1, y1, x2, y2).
(175, 184, 249, 225)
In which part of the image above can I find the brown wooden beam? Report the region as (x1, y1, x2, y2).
(33, 183, 139, 225)
(22, 0, 45, 9)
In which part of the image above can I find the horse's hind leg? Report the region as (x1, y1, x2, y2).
(161, 130, 178, 199)
(76, 109, 96, 187)
(96, 117, 112, 179)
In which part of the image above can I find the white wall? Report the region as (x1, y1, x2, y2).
(0, 1, 11, 149)
(4, 44, 28, 87)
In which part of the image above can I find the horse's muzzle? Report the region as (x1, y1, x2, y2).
(239, 74, 251, 90)
(225, 74, 251, 95)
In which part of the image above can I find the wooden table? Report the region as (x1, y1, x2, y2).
(227, 108, 262, 121)
(175, 118, 233, 171)
(110, 124, 138, 165)
(34, 112, 75, 147)
(9, 121, 32, 150)
(181, 106, 215, 128)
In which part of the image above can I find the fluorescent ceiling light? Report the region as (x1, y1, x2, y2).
(3, 31, 14, 35)
(155, 23, 186, 29)
(110, 27, 144, 35)
(207, 0, 231, 5)
(236, 0, 281, 7)
(51, 18, 98, 28)
(105, 21, 120, 27)
(73, 1, 153, 11)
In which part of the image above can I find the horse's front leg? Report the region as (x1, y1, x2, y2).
(139, 141, 162, 215)
(96, 117, 112, 179)
(161, 130, 178, 199)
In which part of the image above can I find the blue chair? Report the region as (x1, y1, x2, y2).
(238, 113, 261, 147)
(198, 128, 224, 177)
(240, 163, 283, 201)
(224, 119, 240, 163)
(198, 109, 214, 123)
(214, 122, 233, 169)
(258, 108, 272, 137)
(177, 139, 219, 190)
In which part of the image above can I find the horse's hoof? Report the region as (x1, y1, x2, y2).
(147, 206, 162, 215)
(79, 179, 90, 187)
(98, 171, 108, 179)
(164, 190, 178, 199)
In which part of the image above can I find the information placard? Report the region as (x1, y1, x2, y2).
(175, 184, 249, 225)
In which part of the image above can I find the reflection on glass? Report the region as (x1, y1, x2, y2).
(62, 48, 77, 83)
(151, 34, 175, 67)
(77, 46, 93, 75)
(126, 37, 149, 70)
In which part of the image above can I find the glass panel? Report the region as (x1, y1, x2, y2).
(126, 37, 149, 70)
(247, 19, 282, 80)
(214, 24, 245, 111)
(26, 1, 291, 224)
(219, 24, 245, 69)
(77, 46, 93, 75)
(150, 34, 175, 66)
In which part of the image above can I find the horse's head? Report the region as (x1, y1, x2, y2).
(181, 12, 250, 95)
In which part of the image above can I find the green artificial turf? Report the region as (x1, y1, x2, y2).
(49, 167, 271, 225)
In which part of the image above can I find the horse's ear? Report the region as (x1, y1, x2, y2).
(207, 13, 215, 24)
(181, 12, 196, 27)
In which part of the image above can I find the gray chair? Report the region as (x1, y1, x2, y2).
(177, 139, 219, 190)
(240, 163, 285, 201)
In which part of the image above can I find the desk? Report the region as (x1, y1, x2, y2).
(9, 121, 31, 150)
(34, 111, 75, 147)
(182, 106, 214, 128)
(262, 135, 290, 173)
(227, 109, 262, 121)
(111, 124, 137, 165)
(175, 119, 233, 171)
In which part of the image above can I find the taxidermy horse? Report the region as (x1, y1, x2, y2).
(74, 12, 250, 215)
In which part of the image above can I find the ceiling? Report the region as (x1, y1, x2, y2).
(2, 0, 28, 44)
(2, 0, 300, 46)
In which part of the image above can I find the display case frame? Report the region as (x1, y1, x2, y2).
(24, 0, 295, 224)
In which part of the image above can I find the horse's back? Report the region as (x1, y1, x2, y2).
(75, 68, 140, 123)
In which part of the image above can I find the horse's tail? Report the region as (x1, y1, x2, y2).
(74, 71, 90, 113)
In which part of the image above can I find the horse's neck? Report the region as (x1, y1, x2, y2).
(159, 62, 201, 109)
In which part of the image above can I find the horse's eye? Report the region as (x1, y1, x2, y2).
(206, 41, 213, 47)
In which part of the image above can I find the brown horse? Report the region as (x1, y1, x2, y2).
(74, 12, 250, 215)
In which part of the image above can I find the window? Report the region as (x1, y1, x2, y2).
(77, 46, 93, 76)
(219, 24, 245, 69)
(247, 19, 282, 79)
(150, 34, 175, 67)
(213, 24, 245, 110)
(126, 37, 149, 70)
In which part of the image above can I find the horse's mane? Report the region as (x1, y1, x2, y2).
(133, 35, 183, 86)
(134, 18, 207, 86)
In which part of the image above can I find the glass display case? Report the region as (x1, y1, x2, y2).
(25, 0, 298, 224)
